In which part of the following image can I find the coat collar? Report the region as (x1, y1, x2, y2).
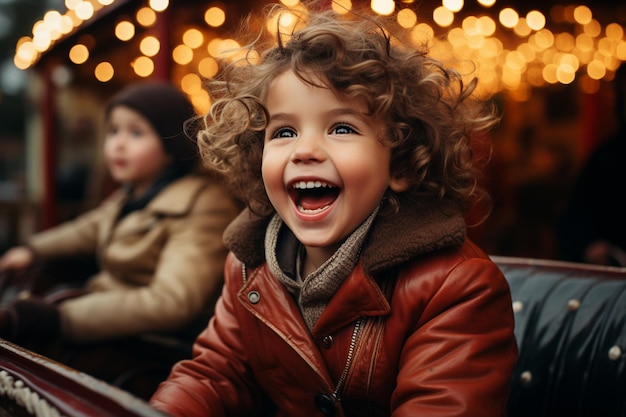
(101, 175, 210, 244)
(145, 174, 210, 216)
(223, 194, 466, 276)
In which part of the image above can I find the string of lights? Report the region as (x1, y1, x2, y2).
(12, 0, 626, 108)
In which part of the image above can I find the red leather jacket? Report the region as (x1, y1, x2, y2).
(151, 199, 518, 417)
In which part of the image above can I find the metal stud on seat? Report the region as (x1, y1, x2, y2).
(608, 345, 622, 361)
(567, 299, 580, 310)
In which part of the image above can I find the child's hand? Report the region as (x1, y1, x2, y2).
(0, 246, 34, 272)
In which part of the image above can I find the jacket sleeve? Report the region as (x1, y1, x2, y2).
(58, 183, 240, 342)
(150, 253, 263, 417)
(391, 256, 518, 417)
(28, 193, 122, 259)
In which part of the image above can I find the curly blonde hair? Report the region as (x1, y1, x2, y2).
(198, 2, 499, 218)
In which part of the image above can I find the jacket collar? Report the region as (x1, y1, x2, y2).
(145, 175, 209, 216)
(239, 260, 392, 338)
(102, 175, 209, 244)
(224, 194, 466, 276)
(312, 263, 392, 337)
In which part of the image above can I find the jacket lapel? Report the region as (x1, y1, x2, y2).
(105, 176, 207, 242)
(313, 263, 391, 338)
(237, 265, 334, 385)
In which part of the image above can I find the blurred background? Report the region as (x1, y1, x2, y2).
(1, 0, 625, 264)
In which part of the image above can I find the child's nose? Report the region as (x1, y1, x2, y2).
(290, 134, 325, 163)
(109, 134, 127, 149)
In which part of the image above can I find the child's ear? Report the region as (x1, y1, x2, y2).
(389, 175, 410, 192)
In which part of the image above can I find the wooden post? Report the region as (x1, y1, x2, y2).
(41, 62, 57, 229)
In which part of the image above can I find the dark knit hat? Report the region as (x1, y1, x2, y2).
(106, 82, 199, 169)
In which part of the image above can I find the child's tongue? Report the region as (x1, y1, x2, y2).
(299, 194, 335, 210)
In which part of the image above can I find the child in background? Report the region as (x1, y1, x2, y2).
(150, 4, 517, 417)
(0, 82, 241, 348)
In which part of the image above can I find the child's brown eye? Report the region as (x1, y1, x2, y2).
(272, 126, 297, 139)
(331, 123, 357, 135)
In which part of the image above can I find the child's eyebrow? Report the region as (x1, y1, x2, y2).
(267, 107, 367, 123)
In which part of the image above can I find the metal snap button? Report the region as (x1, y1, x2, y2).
(321, 335, 333, 348)
(247, 291, 260, 304)
(314, 393, 336, 416)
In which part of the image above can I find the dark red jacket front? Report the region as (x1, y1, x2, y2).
(151, 198, 518, 417)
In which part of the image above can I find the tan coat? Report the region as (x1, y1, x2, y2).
(28, 175, 241, 343)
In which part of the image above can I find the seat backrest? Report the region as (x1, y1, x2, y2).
(492, 256, 626, 417)
(0, 340, 166, 417)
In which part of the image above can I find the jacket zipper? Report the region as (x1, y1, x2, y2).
(332, 317, 363, 402)
(241, 263, 365, 408)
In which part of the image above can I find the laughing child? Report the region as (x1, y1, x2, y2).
(151, 4, 517, 416)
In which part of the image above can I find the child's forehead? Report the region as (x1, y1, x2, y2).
(107, 105, 152, 125)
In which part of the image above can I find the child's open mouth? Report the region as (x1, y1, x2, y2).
(289, 180, 339, 215)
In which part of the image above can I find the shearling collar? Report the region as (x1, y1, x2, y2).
(223, 195, 466, 276)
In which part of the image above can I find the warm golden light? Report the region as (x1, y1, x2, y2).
(115, 21, 135, 41)
(576, 33, 594, 53)
(587, 59, 606, 80)
(410, 23, 435, 46)
(139, 36, 160, 56)
(579, 73, 600, 94)
(149, 0, 169, 13)
(32, 33, 52, 52)
(181, 73, 203, 94)
(211, 38, 242, 61)
(60, 15, 73, 35)
(397, 9, 417, 28)
(371, 0, 395, 16)
(133, 56, 154, 77)
(43, 11, 63, 40)
(332, 0, 352, 14)
(532, 29, 554, 50)
(198, 57, 218, 78)
(204, 7, 226, 27)
(499, 8, 518, 29)
(94, 61, 114, 82)
(69, 43, 89, 64)
(65, 0, 81, 9)
(173, 44, 193, 65)
(555, 32, 575, 52)
(606, 23, 624, 41)
(478, 16, 496, 36)
(573, 5, 592, 25)
(583, 19, 601, 37)
(183, 28, 204, 49)
(190, 89, 210, 115)
(15, 39, 36, 62)
(433, 6, 454, 27)
(443, 0, 463, 13)
(207, 38, 223, 58)
(513, 18, 531, 37)
(136, 7, 157, 27)
(11, 0, 626, 101)
(526, 10, 545, 31)
(75, 1, 94, 20)
(617, 41, 626, 60)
